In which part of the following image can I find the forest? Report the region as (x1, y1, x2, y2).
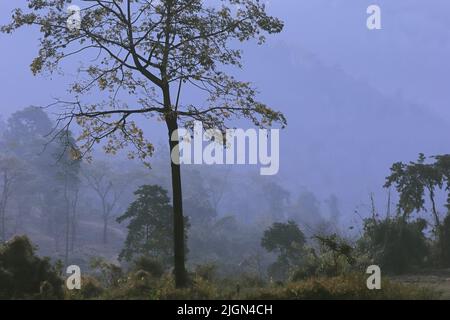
(1, 106, 449, 300)
(1, 0, 450, 301)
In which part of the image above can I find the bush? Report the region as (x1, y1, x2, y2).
(0, 236, 64, 299)
(90, 257, 123, 288)
(238, 273, 267, 288)
(194, 263, 217, 282)
(154, 275, 218, 300)
(102, 271, 158, 300)
(292, 235, 357, 281)
(359, 218, 429, 274)
(132, 256, 165, 279)
(262, 221, 307, 281)
(247, 274, 440, 300)
(66, 276, 104, 300)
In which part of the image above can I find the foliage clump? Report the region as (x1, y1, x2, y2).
(261, 221, 306, 280)
(0, 236, 64, 299)
(132, 256, 165, 279)
(292, 234, 357, 281)
(359, 217, 429, 274)
(116, 185, 183, 264)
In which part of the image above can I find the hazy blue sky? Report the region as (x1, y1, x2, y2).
(1, 1, 450, 222)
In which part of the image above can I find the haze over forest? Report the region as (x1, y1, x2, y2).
(1, 0, 450, 281)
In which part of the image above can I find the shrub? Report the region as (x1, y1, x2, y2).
(102, 271, 158, 300)
(0, 236, 64, 299)
(262, 221, 307, 280)
(292, 235, 357, 281)
(194, 263, 217, 282)
(90, 257, 123, 288)
(65, 276, 104, 300)
(359, 218, 429, 274)
(238, 273, 267, 288)
(247, 274, 440, 300)
(132, 256, 165, 279)
(154, 275, 218, 300)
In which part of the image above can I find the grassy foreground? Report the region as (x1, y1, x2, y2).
(64, 273, 440, 300)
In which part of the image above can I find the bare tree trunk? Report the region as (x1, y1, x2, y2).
(64, 177, 70, 266)
(65, 210, 70, 266)
(0, 203, 5, 242)
(103, 215, 108, 244)
(101, 198, 109, 244)
(1, 171, 9, 242)
(71, 217, 76, 252)
(166, 112, 188, 288)
(70, 190, 79, 252)
(430, 192, 441, 231)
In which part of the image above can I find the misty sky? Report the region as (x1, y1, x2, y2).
(1, 1, 450, 223)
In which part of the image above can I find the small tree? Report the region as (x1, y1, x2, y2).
(117, 185, 186, 264)
(385, 154, 442, 228)
(385, 153, 450, 265)
(261, 221, 306, 279)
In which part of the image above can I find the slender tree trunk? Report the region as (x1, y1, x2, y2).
(0, 204, 5, 242)
(71, 216, 76, 252)
(64, 177, 70, 266)
(429, 190, 445, 264)
(70, 192, 79, 252)
(101, 198, 109, 244)
(65, 212, 70, 266)
(430, 192, 441, 231)
(103, 215, 108, 244)
(165, 97, 188, 288)
(1, 172, 9, 242)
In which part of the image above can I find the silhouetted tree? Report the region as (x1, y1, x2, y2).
(384, 153, 450, 265)
(359, 217, 429, 274)
(262, 221, 306, 279)
(385, 154, 442, 229)
(117, 185, 188, 265)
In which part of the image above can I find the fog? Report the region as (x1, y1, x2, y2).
(1, 1, 449, 275)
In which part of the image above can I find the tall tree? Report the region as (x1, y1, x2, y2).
(2, 0, 286, 287)
(4, 107, 58, 237)
(385, 153, 450, 265)
(4, 107, 80, 259)
(56, 136, 81, 266)
(385, 154, 443, 231)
